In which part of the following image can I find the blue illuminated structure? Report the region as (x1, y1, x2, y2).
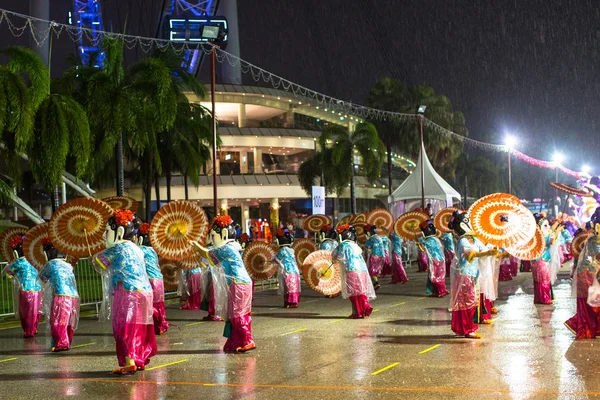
(162, 0, 219, 74)
(69, 0, 105, 67)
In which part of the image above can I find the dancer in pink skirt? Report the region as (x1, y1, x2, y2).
(418, 220, 448, 297)
(365, 225, 385, 290)
(390, 232, 408, 284)
(275, 229, 301, 308)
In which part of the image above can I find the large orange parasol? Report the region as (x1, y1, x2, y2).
(394, 211, 429, 241)
(23, 223, 49, 270)
(353, 221, 368, 243)
(337, 214, 355, 228)
(434, 207, 461, 233)
(291, 238, 318, 266)
(367, 208, 394, 235)
(571, 230, 595, 260)
(468, 193, 536, 249)
(302, 250, 341, 296)
(159, 258, 180, 291)
(0, 227, 28, 263)
(149, 200, 209, 261)
(48, 197, 114, 258)
(303, 215, 333, 233)
(352, 213, 367, 223)
(176, 256, 200, 271)
(102, 196, 139, 213)
(242, 241, 278, 280)
(548, 182, 591, 197)
(506, 225, 546, 261)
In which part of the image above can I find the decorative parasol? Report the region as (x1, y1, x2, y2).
(102, 196, 139, 213)
(506, 225, 546, 261)
(336, 214, 355, 228)
(353, 222, 368, 243)
(352, 213, 367, 223)
(302, 250, 341, 296)
(367, 208, 394, 235)
(468, 193, 536, 249)
(394, 211, 430, 241)
(176, 256, 200, 271)
(434, 207, 461, 233)
(48, 198, 114, 258)
(149, 200, 209, 261)
(548, 182, 591, 197)
(242, 241, 278, 280)
(291, 238, 318, 265)
(303, 214, 333, 233)
(23, 223, 49, 270)
(159, 258, 180, 291)
(571, 230, 595, 260)
(0, 227, 28, 262)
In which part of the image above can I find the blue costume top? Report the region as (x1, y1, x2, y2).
(333, 241, 369, 273)
(419, 236, 445, 261)
(211, 241, 252, 285)
(95, 241, 152, 292)
(320, 239, 338, 251)
(390, 233, 403, 255)
(276, 246, 299, 274)
(456, 236, 486, 279)
(561, 229, 573, 244)
(4, 258, 42, 291)
(535, 235, 553, 262)
(39, 259, 79, 297)
(365, 235, 385, 257)
(140, 245, 163, 280)
(441, 233, 455, 253)
(381, 236, 391, 254)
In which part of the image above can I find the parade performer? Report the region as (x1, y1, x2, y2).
(3, 235, 43, 338)
(192, 215, 255, 353)
(319, 225, 338, 251)
(94, 209, 156, 374)
(448, 211, 497, 339)
(441, 232, 456, 278)
(498, 250, 513, 281)
(419, 220, 448, 297)
(180, 263, 202, 310)
(364, 225, 385, 290)
(565, 210, 600, 338)
(381, 233, 392, 277)
(416, 242, 429, 272)
(559, 223, 574, 263)
(135, 223, 169, 335)
(531, 214, 560, 305)
(38, 238, 79, 352)
(332, 225, 376, 318)
(200, 255, 223, 321)
(509, 254, 520, 277)
(390, 232, 408, 284)
(275, 229, 301, 308)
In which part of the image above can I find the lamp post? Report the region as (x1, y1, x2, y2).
(553, 152, 564, 217)
(417, 105, 427, 208)
(504, 135, 516, 194)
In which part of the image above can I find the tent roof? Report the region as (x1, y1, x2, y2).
(388, 142, 461, 203)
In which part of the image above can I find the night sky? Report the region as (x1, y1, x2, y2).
(1, 0, 599, 174)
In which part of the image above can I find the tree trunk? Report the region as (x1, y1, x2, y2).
(350, 164, 356, 214)
(386, 145, 393, 195)
(51, 186, 60, 213)
(115, 134, 125, 196)
(184, 173, 189, 200)
(154, 172, 161, 212)
(144, 152, 153, 222)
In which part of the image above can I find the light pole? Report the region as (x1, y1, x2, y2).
(504, 135, 516, 194)
(417, 105, 427, 209)
(553, 152, 564, 217)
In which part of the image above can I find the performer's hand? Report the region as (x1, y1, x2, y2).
(190, 240, 209, 253)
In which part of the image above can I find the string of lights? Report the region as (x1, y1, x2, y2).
(0, 7, 588, 179)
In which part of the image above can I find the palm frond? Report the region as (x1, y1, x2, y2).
(2, 46, 50, 111)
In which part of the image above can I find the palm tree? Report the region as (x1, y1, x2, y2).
(318, 122, 385, 213)
(298, 147, 348, 197)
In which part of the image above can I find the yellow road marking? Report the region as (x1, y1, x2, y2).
(391, 302, 406, 307)
(372, 309, 379, 313)
(145, 359, 188, 371)
(281, 328, 307, 336)
(327, 319, 345, 324)
(417, 297, 426, 300)
(371, 362, 400, 375)
(419, 344, 441, 355)
(71, 342, 96, 349)
(203, 384, 216, 386)
(185, 321, 205, 327)
(0, 357, 17, 363)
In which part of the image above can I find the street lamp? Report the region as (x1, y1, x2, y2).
(582, 165, 591, 174)
(552, 152, 565, 217)
(504, 135, 517, 194)
(416, 105, 427, 208)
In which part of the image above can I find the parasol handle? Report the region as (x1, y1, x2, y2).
(83, 229, 92, 257)
(320, 263, 334, 277)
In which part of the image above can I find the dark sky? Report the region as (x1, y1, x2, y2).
(1, 0, 599, 174)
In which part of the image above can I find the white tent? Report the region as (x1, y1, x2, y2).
(388, 142, 461, 213)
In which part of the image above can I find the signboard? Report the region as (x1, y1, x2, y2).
(312, 186, 325, 215)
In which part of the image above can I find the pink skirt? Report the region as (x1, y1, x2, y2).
(417, 250, 428, 272)
(451, 308, 478, 335)
(444, 250, 454, 277)
(283, 274, 300, 306)
(565, 297, 600, 339)
(181, 273, 201, 310)
(479, 294, 492, 322)
(223, 283, 254, 352)
(19, 290, 42, 338)
(390, 253, 408, 284)
(509, 257, 519, 276)
(349, 294, 373, 318)
(368, 255, 385, 277)
(499, 261, 513, 281)
(112, 286, 157, 368)
(531, 260, 553, 304)
(50, 296, 79, 350)
(521, 260, 532, 272)
(381, 253, 392, 276)
(150, 279, 169, 335)
(429, 259, 448, 296)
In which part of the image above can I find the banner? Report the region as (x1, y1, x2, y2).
(312, 186, 325, 214)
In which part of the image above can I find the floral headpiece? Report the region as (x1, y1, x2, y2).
(10, 235, 23, 249)
(41, 236, 51, 246)
(138, 223, 151, 236)
(365, 224, 373, 231)
(114, 209, 135, 226)
(336, 224, 350, 233)
(321, 224, 332, 232)
(276, 228, 286, 237)
(213, 215, 233, 228)
(420, 220, 431, 230)
(239, 233, 249, 242)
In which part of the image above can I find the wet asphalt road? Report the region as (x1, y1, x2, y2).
(0, 262, 596, 399)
